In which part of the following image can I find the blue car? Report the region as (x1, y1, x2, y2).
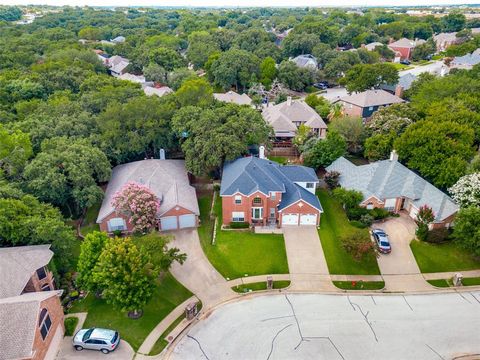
(371, 229, 391, 254)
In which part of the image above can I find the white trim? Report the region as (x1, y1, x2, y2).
(278, 199, 323, 213)
(251, 207, 263, 219)
(360, 195, 384, 205)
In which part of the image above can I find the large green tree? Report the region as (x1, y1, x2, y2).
(453, 206, 480, 256)
(210, 49, 260, 91)
(343, 63, 398, 93)
(76, 231, 109, 293)
(303, 131, 347, 169)
(0, 124, 32, 178)
(187, 31, 220, 69)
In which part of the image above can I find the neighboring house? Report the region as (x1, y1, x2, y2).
(335, 89, 404, 120)
(291, 54, 318, 69)
(363, 42, 383, 51)
(450, 48, 480, 70)
(471, 28, 480, 35)
(381, 73, 417, 97)
(107, 55, 130, 76)
(433, 32, 461, 51)
(220, 156, 323, 227)
(111, 36, 126, 43)
(326, 151, 459, 229)
(262, 97, 327, 146)
(0, 245, 64, 360)
(97, 159, 200, 233)
(213, 91, 253, 106)
(118, 73, 146, 84)
(144, 85, 174, 97)
(388, 38, 426, 60)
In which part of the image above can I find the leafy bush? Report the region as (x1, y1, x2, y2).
(333, 188, 363, 210)
(370, 207, 391, 220)
(324, 171, 340, 190)
(213, 183, 221, 192)
(346, 206, 368, 220)
(350, 220, 367, 229)
(415, 205, 435, 241)
(340, 230, 374, 261)
(359, 214, 374, 227)
(229, 222, 250, 229)
(64, 317, 79, 336)
(426, 228, 451, 244)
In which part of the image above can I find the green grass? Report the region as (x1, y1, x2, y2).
(432, 54, 444, 60)
(198, 193, 289, 279)
(427, 279, 450, 287)
(410, 240, 480, 273)
(232, 280, 291, 293)
(462, 277, 480, 286)
(269, 156, 288, 165)
(69, 272, 192, 351)
(317, 190, 380, 275)
(391, 63, 413, 70)
(80, 200, 102, 236)
(345, 154, 369, 166)
(333, 281, 385, 290)
(64, 316, 79, 336)
(427, 277, 480, 287)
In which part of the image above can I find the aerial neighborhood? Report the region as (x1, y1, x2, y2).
(0, 3, 479, 360)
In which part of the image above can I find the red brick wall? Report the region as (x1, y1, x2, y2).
(23, 268, 55, 294)
(222, 191, 282, 225)
(279, 201, 321, 226)
(389, 46, 411, 59)
(159, 206, 198, 230)
(98, 211, 134, 233)
(361, 196, 385, 209)
(341, 102, 364, 118)
(430, 213, 457, 229)
(31, 295, 64, 360)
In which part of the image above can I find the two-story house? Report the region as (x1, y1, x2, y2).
(220, 156, 323, 227)
(0, 245, 64, 360)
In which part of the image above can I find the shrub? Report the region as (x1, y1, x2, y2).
(324, 171, 340, 189)
(426, 228, 451, 244)
(213, 183, 221, 192)
(333, 188, 363, 210)
(229, 222, 250, 229)
(346, 206, 368, 220)
(64, 317, 79, 336)
(359, 214, 374, 227)
(350, 220, 367, 229)
(370, 207, 390, 220)
(340, 230, 374, 261)
(415, 205, 435, 241)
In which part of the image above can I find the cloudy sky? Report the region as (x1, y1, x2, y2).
(1, 0, 479, 7)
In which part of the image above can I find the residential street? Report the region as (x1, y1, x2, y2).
(399, 60, 448, 77)
(170, 292, 480, 360)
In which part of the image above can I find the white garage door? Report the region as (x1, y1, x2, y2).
(384, 198, 397, 211)
(282, 214, 299, 225)
(44, 325, 64, 360)
(179, 214, 196, 228)
(160, 216, 178, 230)
(409, 205, 419, 219)
(300, 214, 317, 225)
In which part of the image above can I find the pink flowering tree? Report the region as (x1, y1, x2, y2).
(112, 182, 160, 233)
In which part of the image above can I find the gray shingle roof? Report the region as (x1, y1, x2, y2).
(389, 38, 425, 48)
(221, 156, 322, 211)
(452, 48, 480, 66)
(0, 245, 53, 299)
(97, 159, 199, 223)
(213, 91, 252, 105)
(291, 54, 318, 68)
(326, 157, 458, 222)
(338, 89, 404, 108)
(381, 73, 417, 92)
(0, 291, 62, 360)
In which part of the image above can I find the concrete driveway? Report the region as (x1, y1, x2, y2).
(320, 87, 348, 103)
(283, 226, 335, 291)
(168, 229, 235, 308)
(373, 214, 433, 291)
(56, 339, 134, 360)
(170, 292, 480, 360)
(399, 60, 448, 77)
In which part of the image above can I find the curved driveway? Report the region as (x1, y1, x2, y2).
(170, 292, 480, 360)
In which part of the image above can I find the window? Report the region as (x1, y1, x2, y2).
(368, 106, 374, 111)
(252, 208, 263, 219)
(232, 212, 245, 222)
(38, 308, 51, 341)
(108, 218, 127, 232)
(36, 267, 47, 280)
(253, 197, 262, 204)
(270, 192, 276, 200)
(41, 284, 51, 291)
(234, 195, 242, 204)
(306, 183, 314, 189)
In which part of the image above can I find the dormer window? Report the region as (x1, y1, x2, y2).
(235, 195, 242, 204)
(270, 192, 276, 200)
(253, 197, 262, 204)
(36, 267, 47, 280)
(306, 183, 314, 189)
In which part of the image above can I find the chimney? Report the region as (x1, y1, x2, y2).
(159, 149, 166, 160)
(394, 85, 403, 98)
(286, 96, 292, 106)
(259, 145, 266, 159)
(390, 150, 398, 162)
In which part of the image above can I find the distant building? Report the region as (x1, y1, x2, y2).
(388, 38, 426, 60)
(291, 54, 318, 69)
(450, 49, 480, 70)
(144, 85, 174, 97)
(107, 55, 130, 76)
(111, 36, 126, 44)
(213, 91, 253, 106)
(381, 73, 417, 97)
(117, 73, 146, 84)
(433, 32, 461, 51)
(363, 42, 384, 51)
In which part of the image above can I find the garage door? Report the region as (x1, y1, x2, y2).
(409, 205, 419, 219)
(282, 213, 299, 225)
(179, 214, 196, 228)
(384, 198, 397, 211)
(300, 214, 317, 225)
(160, 216, 178, 230)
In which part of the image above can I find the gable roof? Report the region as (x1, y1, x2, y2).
(338, 89, 404, 108)
(213, 91, 252, 106)
(108, 55, 129, 74)
(220, 156, 322, 212)
(144, 86, 173, 97)
(389, 38, 425, 48)
(381, 73, 417, 92)
(0, 245, 53, 299)
(452, 48, 480, 66)
(364, 42, 384, 51)
(262, 99, 327, 135)
(326, 157, 458, 223)
(97, 159, 199, 223)
(0, 291, 61, 360)
(291, 54, 318, 68)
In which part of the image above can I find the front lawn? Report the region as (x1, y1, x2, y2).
(80, 200, 101, 236)
(427, 278, 480, 287)
(69, 272, 192, 351)
(232, 280, 291, 293)
(198, 193, 289, 279)
(410, 240, 480, 273)
(317, 190, 380, 275)
(269, 156, 288, 165)
(333, 281, 385, 290)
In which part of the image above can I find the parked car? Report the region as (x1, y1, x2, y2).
(73, 328, 120, 354)
(371, 229, 391, 254)
(400, 59, 411, 65)
(313, 82, 328, 90)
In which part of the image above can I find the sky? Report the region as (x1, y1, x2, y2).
(1, 0, 480, 7)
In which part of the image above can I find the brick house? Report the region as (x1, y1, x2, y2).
(97, 159, 199, 233)
(335, 89, 404, 120)
(388, 38, 426, 60)
(326, 151, 459, 229)
(220, 156, 323, 227)
(0, 245, 64, 360)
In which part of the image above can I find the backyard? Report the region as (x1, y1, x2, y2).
(317, 190, 380, 275)
(197, 192, 289, 279)
(410, 240, 480, 273)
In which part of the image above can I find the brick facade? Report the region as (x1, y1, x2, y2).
(222, 191, 282, 226)
(279, 200, 321, 226)
(23, 268, 56, 294)
(388, 46, 412, 60)
(159, 206, 198, 230)
(31, 295, 64, 360)
(341, 102, 364, 118)
(98, 211, 134, 234)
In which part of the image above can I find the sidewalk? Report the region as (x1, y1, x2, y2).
(423, 269, 480, 280)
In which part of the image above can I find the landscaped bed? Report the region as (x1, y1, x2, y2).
(197, 193, 289, 280)
(410, 240, 480, 273)
(69, 272, 192, 351)
(232, 280, 291, 293)
(333, 281, 385, 290)
(317, 190, 380, 275)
